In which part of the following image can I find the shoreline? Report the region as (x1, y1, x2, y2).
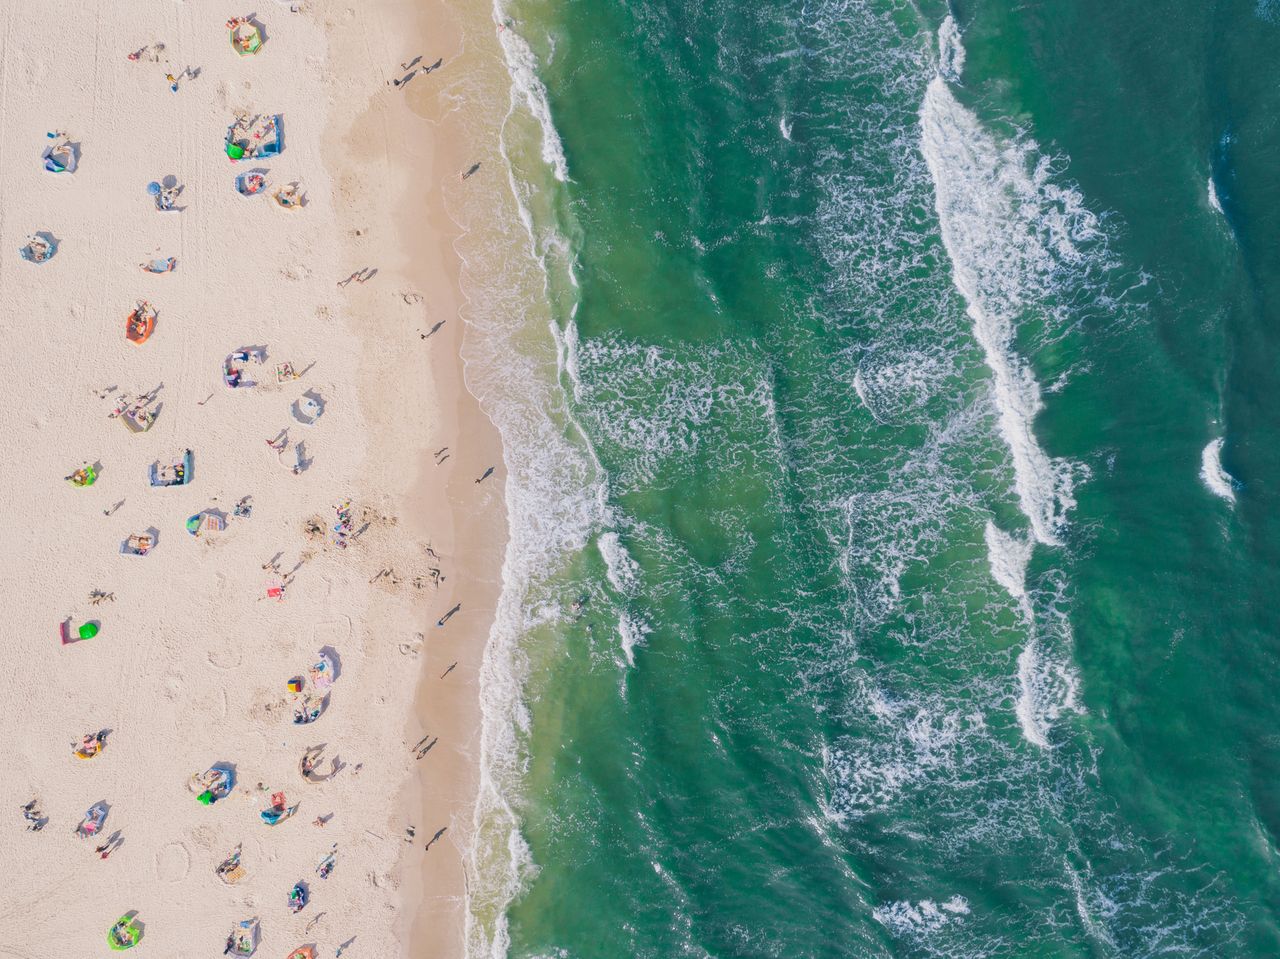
(321, 0, 512, 956)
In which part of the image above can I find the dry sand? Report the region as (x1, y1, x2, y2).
(0, 1, 505, 956)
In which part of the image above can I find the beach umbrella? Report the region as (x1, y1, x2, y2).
(146, 181, 162, 196)
(226, 141, 245, 160)
(78, 622, 99, 640)
(229, 20, 263, 56)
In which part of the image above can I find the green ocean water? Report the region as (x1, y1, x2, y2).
(466, 0, 1280, 954)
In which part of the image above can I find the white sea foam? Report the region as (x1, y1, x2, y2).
(1014, 641, 1051, 748)
(874, 896, 970, 936)
(780, 115, 793, 141)
(1014, 628, 1082, 749)
(937, 15, 965, 82)
(1066, 862, 1118, 950)
(598, 530, 640, 594)
(1207, 176, 1224, 215)
(618, 611, 650, 667)
(921, 52, 1093, 546)
(822, 683, 988, 820)
(1200, 436, 1237, 504)
(851, 352, 948, 423)
(851, 368, 876, 419)
(495, 22, 570, 181)
(599, 532, 647, 666)
(459, 10, 605, 954)
(921, 21, 1107, 750)
(983, 520, 1033, 619)
(984, 521, 1081, 749)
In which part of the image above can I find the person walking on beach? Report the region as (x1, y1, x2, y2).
(437, 603, 461, 627)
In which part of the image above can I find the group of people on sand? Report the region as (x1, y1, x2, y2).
(31, 17, 382, 955)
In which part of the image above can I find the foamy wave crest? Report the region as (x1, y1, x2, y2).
(1207, 176, 1224, 215)
(937, 15, 965, 83)
(874, 896, 970, 937)
(983, 520, 1081, 749)
(494, 15, 570, 182)
(1066, 861, 1119, 951)
(618, 611, 650, 667)
(1014, 574, 1083, 749)
(984, 520, 1033, 619)
(1200, 437, 1237, 504)
(920, 27, 1107, 546)
(598, 531, 649, 666)
(598, 530, 640, 595)
(1015, 640, 1069, 748)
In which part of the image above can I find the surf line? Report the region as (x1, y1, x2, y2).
(922, 16, 1092, 747)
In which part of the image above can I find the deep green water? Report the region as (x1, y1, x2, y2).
(470, 0, 1280, 954)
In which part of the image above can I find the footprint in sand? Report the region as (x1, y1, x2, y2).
(155, 841, 191, 882)
(208, 648, 243, 670)
(163, 673, 185, 700)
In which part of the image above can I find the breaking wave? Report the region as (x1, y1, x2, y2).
(1200, 436, 1237, 504)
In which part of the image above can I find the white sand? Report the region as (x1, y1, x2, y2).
(0, 2, 504, 956)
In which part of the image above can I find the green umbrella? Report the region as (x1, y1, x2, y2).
(226, 141, 245, 160)
(78, 622, 98, 640)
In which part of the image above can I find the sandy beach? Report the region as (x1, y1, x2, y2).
(0, 1, 505, 956)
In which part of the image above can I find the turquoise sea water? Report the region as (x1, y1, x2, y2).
(466, 0, 1280, 954)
